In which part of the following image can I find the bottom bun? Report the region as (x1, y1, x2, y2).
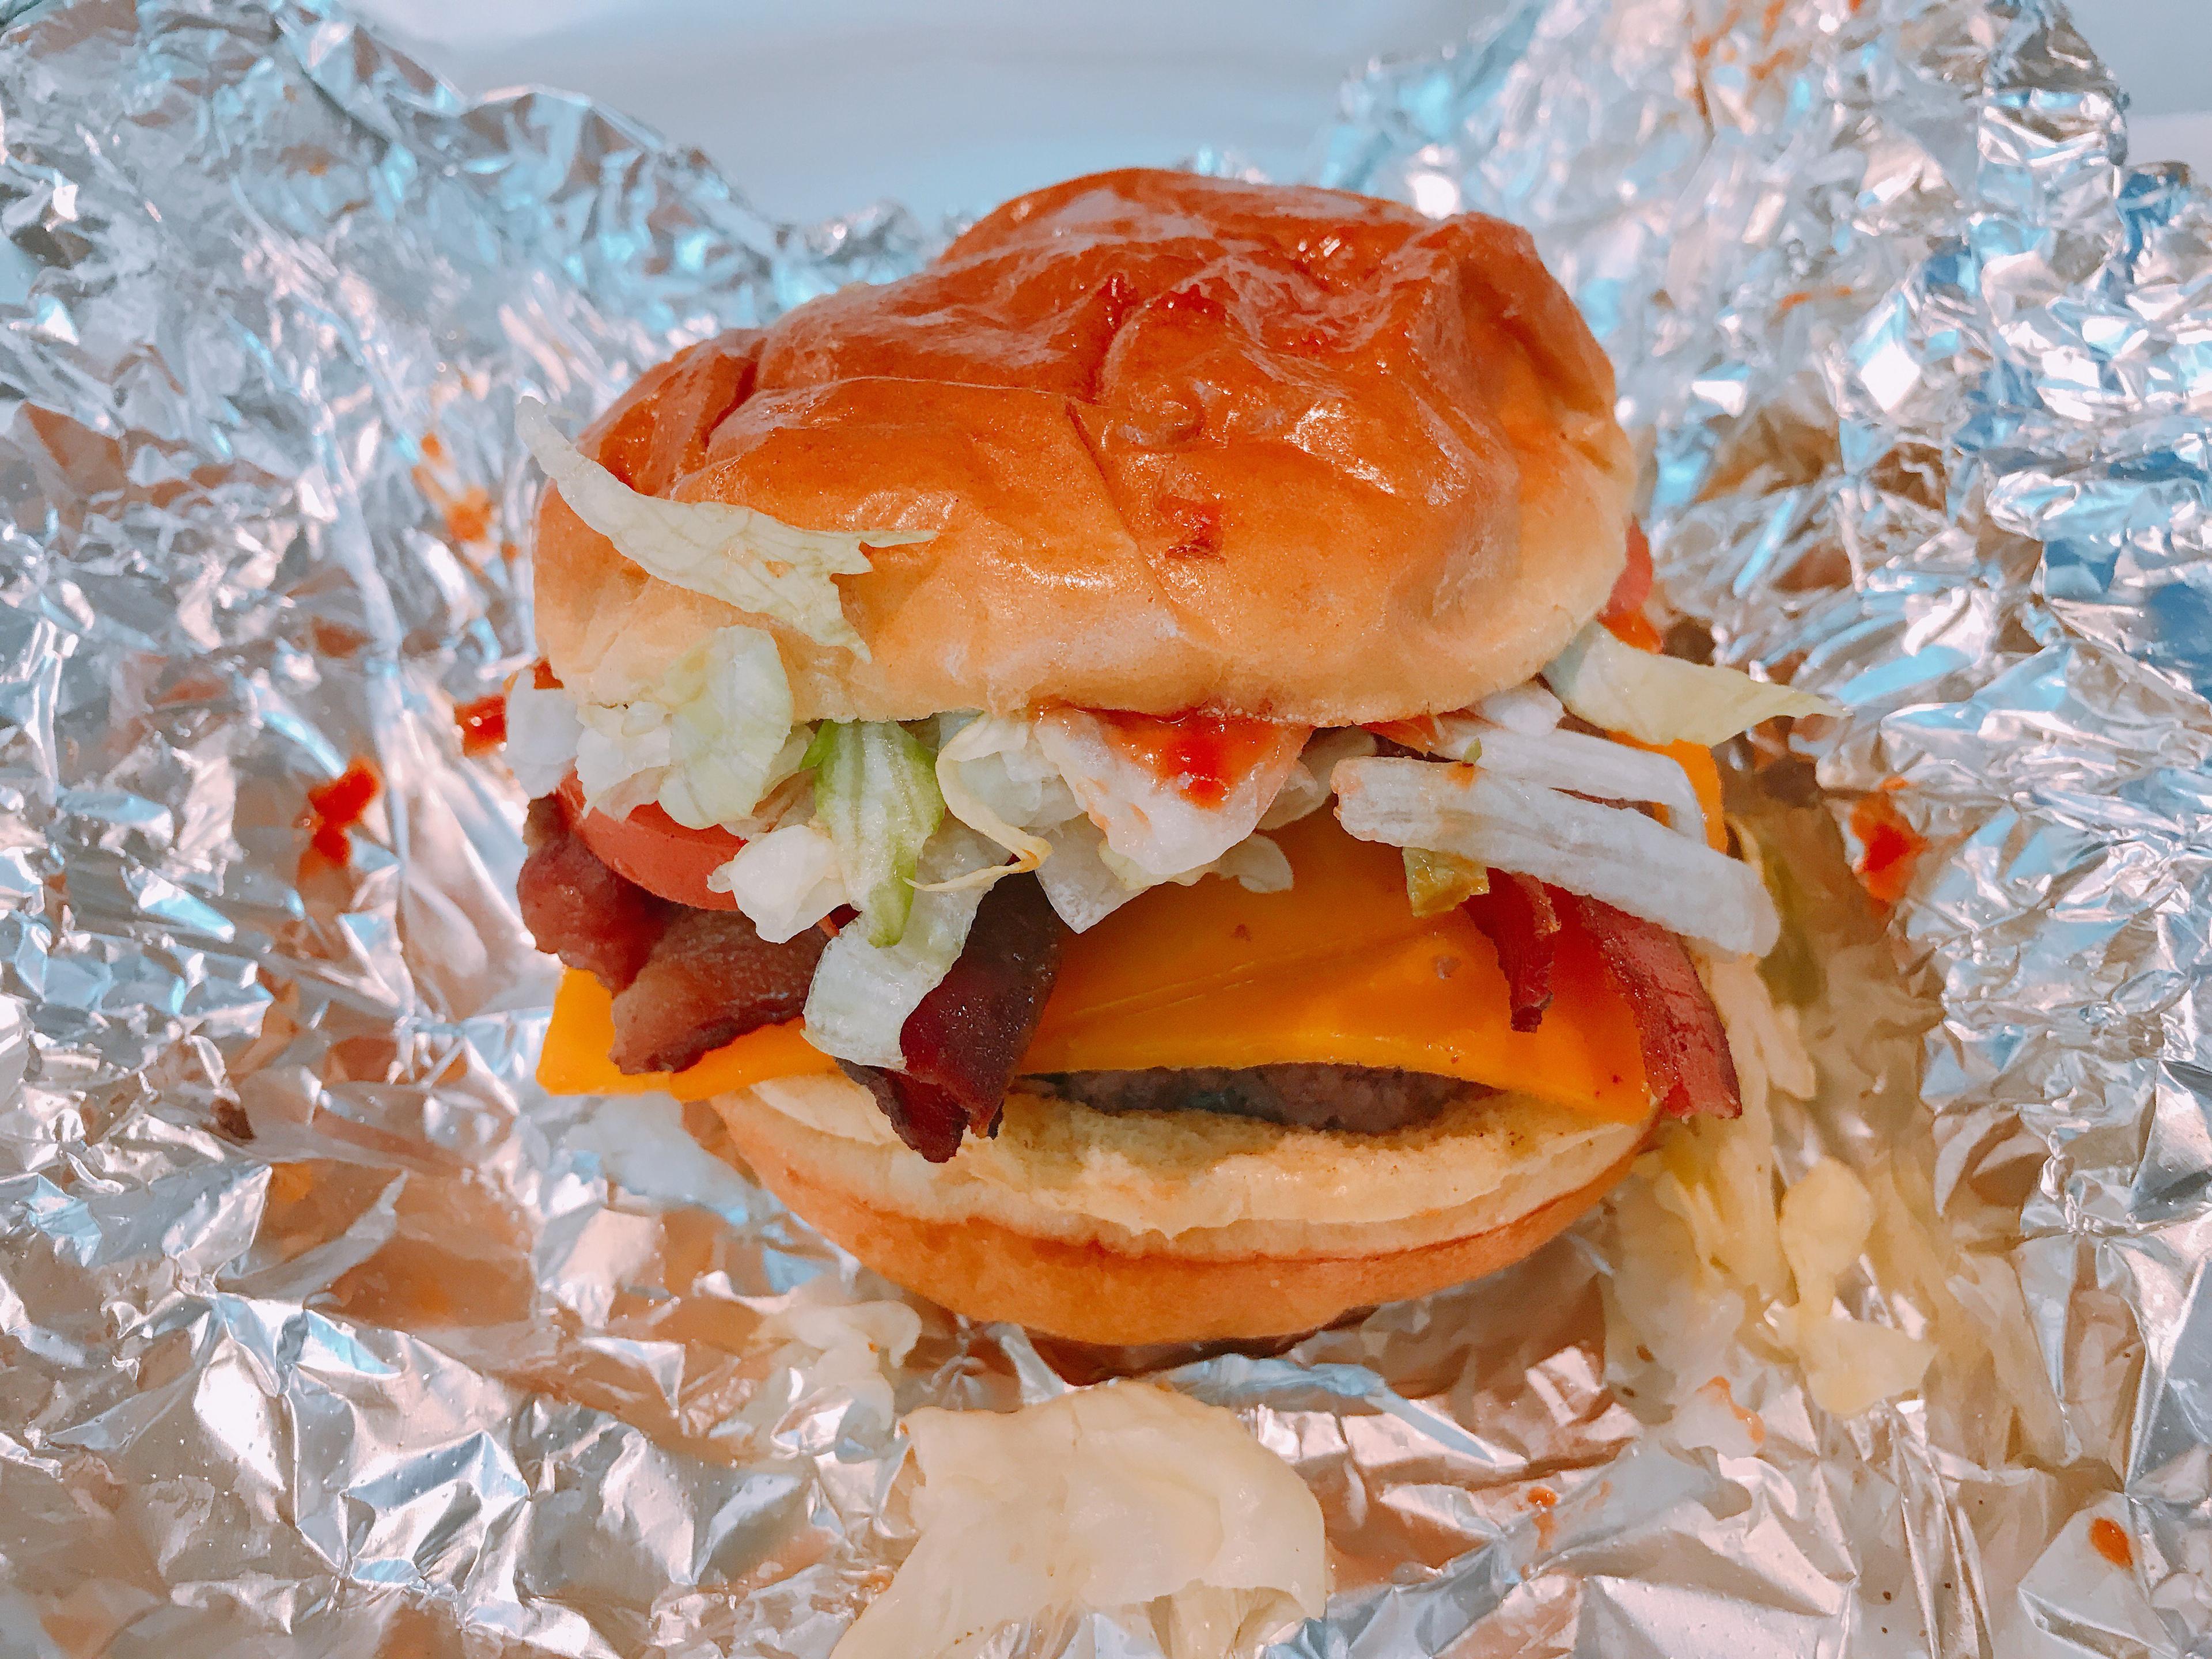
(708, 1074, 1653, 1345)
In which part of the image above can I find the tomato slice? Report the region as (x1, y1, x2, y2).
(557, 772, 744, 910)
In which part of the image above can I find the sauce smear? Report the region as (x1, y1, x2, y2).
(1601, 520, 1654, 622)
(306, 762, 380, 862)
(1095, 710, 1293, 808)
(1157, 494, 1223, 558)
(1600, 520, 1663, 650)
(2089, 1517, 2132, 1569)
(444, 487, 493, 544)
(1850, 785, 1924, 909)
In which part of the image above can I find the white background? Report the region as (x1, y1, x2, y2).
(353, 0, 2212, 228)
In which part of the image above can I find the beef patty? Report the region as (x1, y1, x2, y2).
(1025, 1064, 1483, 1135)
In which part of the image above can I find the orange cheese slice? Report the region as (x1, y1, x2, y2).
(538, 812, 1653, 1123)
(537, 969, 839, 1101)
(1615, 735, 1727, 852)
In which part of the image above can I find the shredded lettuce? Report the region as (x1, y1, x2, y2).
(1333, 756, 1778, 956)
(1035, 816, 1146, 932)
(653, 627, 799, 829)
(1475, 681, 1564, 734)
(1175, 832, 1293, 893)
(709, 820, 848, 943)
(503, 683, 582, 796)
(1541, 623, 1839, 747)
(573, 698, 675, 819)
(518, 397, 933, 656)
(1374, 701, 1708, 843)
(802, 823, 999, 1067)
(1461, 724, 1707, 842)
(806, 719, 945, 948)
(831, 1382, 1326, 1659)
(1032, 815, 1294, 931)
(569, 625, 797, 829)
(1259, 728, 1378, 830)
(1403, 848, 1488, 916)
(927, 713, 1061, 891)
(1032, 708, 1308, 879)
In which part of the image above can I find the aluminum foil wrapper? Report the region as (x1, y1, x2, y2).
(2, 0, 2207, 1653)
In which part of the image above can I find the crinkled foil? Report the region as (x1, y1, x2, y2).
(1, 0, 2206, 1652)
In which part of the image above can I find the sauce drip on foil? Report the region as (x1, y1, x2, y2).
(2089, 1517, 2133, 1569)
(1850, 785, 1924, 909)
(455, 693, 506, 756)
(306, 761, 380, 862)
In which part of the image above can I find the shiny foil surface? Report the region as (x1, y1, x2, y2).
(0, 0, 2205, 1654)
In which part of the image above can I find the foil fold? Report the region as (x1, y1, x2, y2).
(2, 0, 2209, 1654)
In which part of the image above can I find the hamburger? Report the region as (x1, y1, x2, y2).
(507, 169, 1830, 1346)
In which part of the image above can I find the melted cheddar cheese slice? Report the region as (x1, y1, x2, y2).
(539, 812, 1654, 1123)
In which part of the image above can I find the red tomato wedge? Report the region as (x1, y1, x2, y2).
(556, 771, 744, 910)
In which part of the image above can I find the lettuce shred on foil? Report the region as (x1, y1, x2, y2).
(1606, 955, 1937, 1422)
(1332, 756, 1779, 956)
(517, 397, 933, 656)
(804, 720, 945, 949)
(1774, 1158, 1939, 1416)
(1541, 622, 1839, 747)
(830, 1382, 1327, 1659)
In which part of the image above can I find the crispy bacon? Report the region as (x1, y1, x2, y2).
(519, 794, 668, 991)
(1463, 870, 1738, 1118)
(611, 907, 827, 1074)
(519, 793, 827, 1074)
(1559, 892, 1741, 1119)
(838, 1067, 968, 1166)
(843, 874, 1069, 1163)
(1464, 873, 1559, 1032)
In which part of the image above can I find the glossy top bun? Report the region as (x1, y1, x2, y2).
(536, 168, 1634, 724)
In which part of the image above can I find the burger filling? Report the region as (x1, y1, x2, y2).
(517, 620, 1820, 1162)
(1028, 1066, 1478, 1135)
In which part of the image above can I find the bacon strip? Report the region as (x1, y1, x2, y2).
(1558, 892, 1741, 1119)
(843, 874, 1069, 1163)
(611, 908, 825, 1074)
(519, 794, 669, 992)
(838, 1067, 968, 1167)
(1464, 873, 1559, 1032)
(518, 792, 827, 1075)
